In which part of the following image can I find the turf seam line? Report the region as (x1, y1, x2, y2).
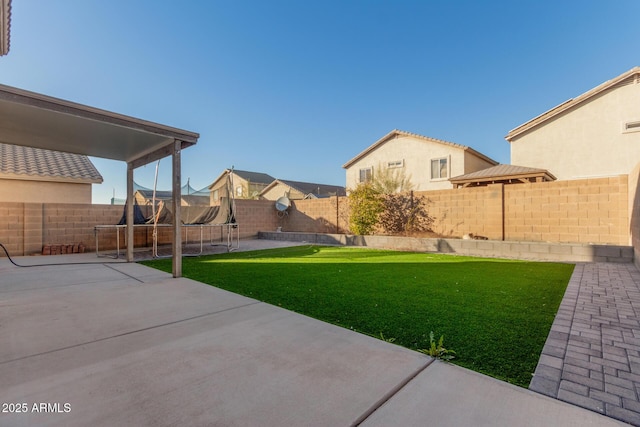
(0, 301, 261, 366)
(351, 357, 436, 426)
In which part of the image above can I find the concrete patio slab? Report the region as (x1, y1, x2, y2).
(1, 246, 634, 426)
(361, 360, 627, 427)
(0, 256, 428, 426)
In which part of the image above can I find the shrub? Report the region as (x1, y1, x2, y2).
(379, 191, 434, 235)
(348, 183, 383, 235)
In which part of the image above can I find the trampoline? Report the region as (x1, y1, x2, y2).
(95, 171, 238, 258)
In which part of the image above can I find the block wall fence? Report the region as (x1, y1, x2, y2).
(283, 175, 631, 246)
(0, 174, 635, 257)
(628, 164, 640, 267)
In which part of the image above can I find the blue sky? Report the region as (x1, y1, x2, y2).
(1, 1, 639, 204)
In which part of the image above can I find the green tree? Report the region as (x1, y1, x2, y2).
(348, 182, 384, 235)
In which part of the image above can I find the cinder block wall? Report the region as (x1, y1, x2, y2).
(629, 164, 640, 267)
(504, 176, 629, 245)
(43, 204, 124, 250)
(234, 199, 279, 238)
(0, 203, 26, 256)
(273, 176, 630, 246)
(0, 174, 633, 257)
(282, 197, 350, 234)
(419, 184, 504, 239)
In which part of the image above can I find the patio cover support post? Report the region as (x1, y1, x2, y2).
(126, 162, 134, 262)
(172, 139, 182, 278)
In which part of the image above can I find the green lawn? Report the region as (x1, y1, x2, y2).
(142, 245, 574, 387)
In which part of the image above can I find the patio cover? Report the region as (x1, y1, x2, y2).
(0, 83, 199, 277)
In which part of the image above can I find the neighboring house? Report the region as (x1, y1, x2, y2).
(208, 169, 275, 202)
(134, 189, 172, 206)
(0, 142, 103, 203)
(506, 67, 640, 180)
(259, 179, 346, 201)
(450, 164, 556, 188)
(343, 129, 498, 191)
(1, 0, 10, 56)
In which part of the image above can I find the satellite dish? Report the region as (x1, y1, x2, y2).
(275, 196, 291, 212)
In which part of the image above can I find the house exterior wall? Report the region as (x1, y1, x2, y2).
(0, 178, 92, 203)
(211, 174, 270, 201)
(261, 183, 305, 200)
(345, 134, 494, 191)
(510, 79, 640, 180)
(134, 192, 150, 206)
(463, 150, 496, 175)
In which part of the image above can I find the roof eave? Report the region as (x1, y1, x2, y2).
(258, 179, 282, 195)
(506, 67, 640, 141)
(207, 169, 230, 190)
(450, 171, 556, 184)
(0, 84, 199, 169)
(343, 129, 482, 169)
(342, 129, 401, 169)
(463, 147, 499, 166)
(0, 172, 102, 184)
(1, 0, 10, 56)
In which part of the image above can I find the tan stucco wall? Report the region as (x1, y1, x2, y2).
(211, 174, 270, 201)
(510, 80, 640, 180)
(345, 135, 494, 191)
(261, 183, 305, 200)
(463, 150, 495, 175)
(0, 179, 92, 203)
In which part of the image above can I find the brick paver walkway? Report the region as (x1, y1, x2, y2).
(530, 263, 640, 426)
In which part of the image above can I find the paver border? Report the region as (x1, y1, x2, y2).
(530, 263, 640, 426)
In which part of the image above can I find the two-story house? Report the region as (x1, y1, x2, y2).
(343, 129, 498, 191)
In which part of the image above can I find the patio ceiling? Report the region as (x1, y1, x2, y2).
(0, 84, 198, 168)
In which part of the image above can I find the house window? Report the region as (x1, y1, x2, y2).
(359, 167, 373, 183)
(624, 120, 640, 133)
(387, 160, 404, 168)
(431, 157, 448, 179)
(236, 186, 243, 196)
(213, 189, 219, 201)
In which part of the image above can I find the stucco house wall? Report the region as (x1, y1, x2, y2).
(261, 182, 305, 200)
(343, 130, 497, 191)
(0, 143, 103, 204)
(0, 178, 93, 203)
(508, 68, 640, 180)
(209, 170, 275, 202)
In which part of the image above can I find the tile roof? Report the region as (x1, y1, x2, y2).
(271, 179, 346, 198)
(232, 170, 276, 185)
(0, 143, 103, 183)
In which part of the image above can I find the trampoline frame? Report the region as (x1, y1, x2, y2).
(94, 222, 239, 259)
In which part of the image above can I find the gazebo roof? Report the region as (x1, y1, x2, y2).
(450, 164, 556, 188)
